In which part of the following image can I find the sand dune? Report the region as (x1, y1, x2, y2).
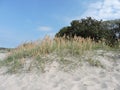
(0, 50, 120, 90)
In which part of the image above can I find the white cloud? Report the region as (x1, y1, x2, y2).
(37, 26, 52, 31)
(82, 0, 120, 20)
(65, 0, 120, 22)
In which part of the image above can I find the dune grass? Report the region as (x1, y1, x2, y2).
(0, 36, 119, 73)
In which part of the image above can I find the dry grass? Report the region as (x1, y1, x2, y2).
(0, 36, 116, 73)
(13, 36, 109, 57)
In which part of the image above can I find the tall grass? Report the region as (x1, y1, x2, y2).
(1, 36, 115, 73)
(13, 36, 109, 57)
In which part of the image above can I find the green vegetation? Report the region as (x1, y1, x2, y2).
(56, 17, 120, 47)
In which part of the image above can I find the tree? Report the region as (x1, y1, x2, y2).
(56, 17, 104, 41)
(55, 17, 119, 47)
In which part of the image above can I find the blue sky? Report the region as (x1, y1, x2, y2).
(0, 0, 120, 48)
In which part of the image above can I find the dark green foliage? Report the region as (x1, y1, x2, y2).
(56, 17, 119, 47)
(102, 19, 120, 46)
(56, 17, 104, 41)
(0, 47, 12, 52)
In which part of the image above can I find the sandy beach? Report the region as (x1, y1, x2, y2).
(0, 50, 120, 90)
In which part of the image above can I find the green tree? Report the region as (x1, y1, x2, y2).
(56, 17, 119, 47)
(56, 17, 104, 41)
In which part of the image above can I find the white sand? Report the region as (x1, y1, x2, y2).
(0, 50, 120, 90)
(0, 53, 8, 60)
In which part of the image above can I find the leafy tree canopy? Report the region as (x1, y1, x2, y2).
(56, 17, 120, 47)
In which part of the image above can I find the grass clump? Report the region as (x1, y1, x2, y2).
(86, 58, 104, 68)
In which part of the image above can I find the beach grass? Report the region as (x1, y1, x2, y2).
(0, 36, 119, 73)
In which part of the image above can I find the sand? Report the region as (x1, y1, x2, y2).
(0, 50, 120, 90)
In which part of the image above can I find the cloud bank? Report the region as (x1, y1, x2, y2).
(66, 0, 120, 22)
(82, 0, 120, 20)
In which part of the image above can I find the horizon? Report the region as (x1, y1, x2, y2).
(0, 0, 120, 48)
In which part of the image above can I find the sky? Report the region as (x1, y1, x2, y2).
(0, 0, 120, 48)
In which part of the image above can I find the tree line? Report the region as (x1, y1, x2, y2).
(55, 17, 120, 47)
